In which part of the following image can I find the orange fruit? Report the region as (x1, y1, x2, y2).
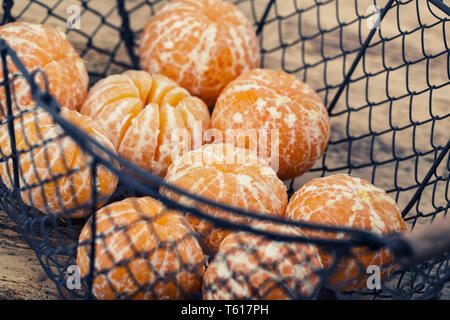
(0, 107, 118, 217)
(286, 174, 408, 292)
(80, 70, 210, 178)
(76, 196, 206, 300)
(202, 222, 323, 300)
(160, 143, 288, 255)
(139, 0, 260, 107)
(211, 68, 330, 180)
(0, 22, 88, 112)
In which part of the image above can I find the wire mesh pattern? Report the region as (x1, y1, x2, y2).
(0, 0, 448, 300)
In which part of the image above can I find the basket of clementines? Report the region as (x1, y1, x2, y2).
(0, 0, 449, 300)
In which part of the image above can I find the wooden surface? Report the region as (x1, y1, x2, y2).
(0, 0, 448, 299)
(0, 210, 59, 299)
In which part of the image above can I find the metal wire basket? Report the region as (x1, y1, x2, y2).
(0, 0, 449, 300)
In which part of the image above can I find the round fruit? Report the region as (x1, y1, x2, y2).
(286, 174, 408, 292)
(80, 70, 210, 177)
(202, 222, 323, 299)
(160, 143, 288, 255)
(211, 68, 330, 180)
(77, 196, 206, 300)
(0, 22, 88, 112)
(0, 107, 118, 217)
(139, 0, 260, 107)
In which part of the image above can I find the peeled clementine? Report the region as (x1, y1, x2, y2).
(80, 70, 210, 178)
(211, 68, 330, 180)
(139, 0, 260, 107)
(160, 143, 288, 255)
(0, 22, 88, 112)
(77, 196, 206, 300)
(286, 174, 408, 292)
(0, 107, 118, 217)
(203, 222, 323, 300)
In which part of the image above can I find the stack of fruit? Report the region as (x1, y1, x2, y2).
(0, 0, 407, 299)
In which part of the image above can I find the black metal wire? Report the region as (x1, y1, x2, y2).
(327, 0, 395, 113)
(428, 0, 450, 15)
(0, 0, 448, 300)
(86, 160, 97, 300)
(401, 140, 450, 217)
(117, 0, 140, 69)
(1, 0, 14, 25)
